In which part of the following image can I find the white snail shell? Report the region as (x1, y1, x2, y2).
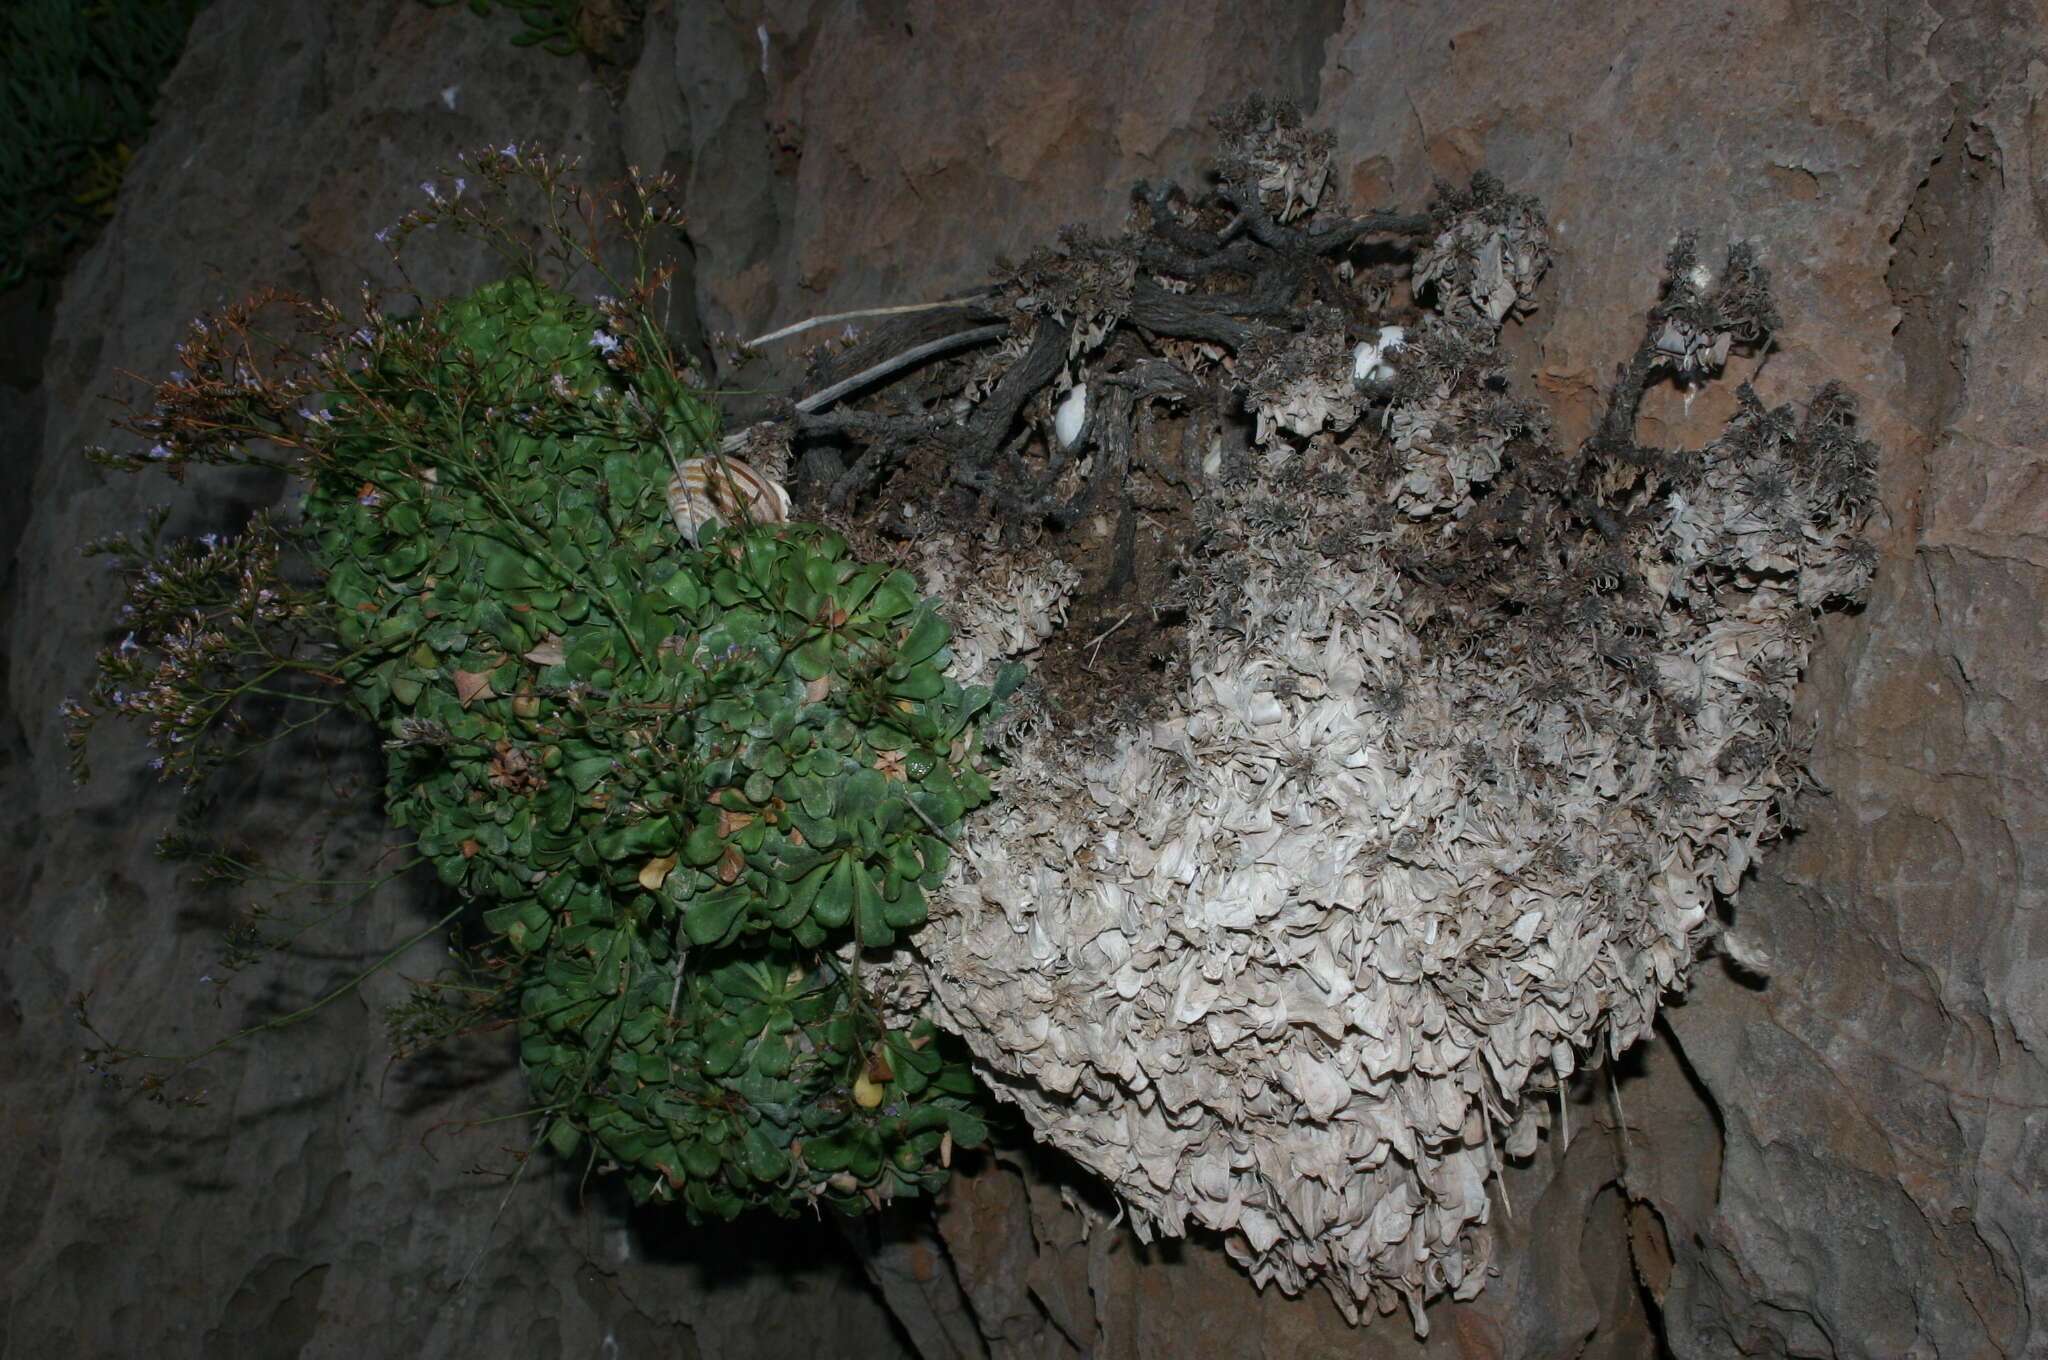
(1352, 325, 1407, 385)
(1054, 383, 1089, 451)
(666, 455, 791, 545)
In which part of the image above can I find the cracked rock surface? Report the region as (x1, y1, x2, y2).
(2, 1, 2042, 1356)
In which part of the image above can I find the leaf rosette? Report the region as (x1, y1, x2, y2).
(303, 275, 999, 1214)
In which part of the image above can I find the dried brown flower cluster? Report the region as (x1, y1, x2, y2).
(65, 509, 331, 785)
(770, 100, 1875, 1328)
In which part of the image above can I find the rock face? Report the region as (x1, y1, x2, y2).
(2, 1, 2041, 1357)
(0, 6, 911, 1358)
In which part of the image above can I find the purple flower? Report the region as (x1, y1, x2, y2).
(590, 330, 621, 355)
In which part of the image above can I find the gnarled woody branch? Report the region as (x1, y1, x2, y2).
(776, 186, 1440, 501)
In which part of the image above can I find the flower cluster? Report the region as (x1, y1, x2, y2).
(66, 510, 330, 785)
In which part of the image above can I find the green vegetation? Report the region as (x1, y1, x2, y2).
(70, 151, 1004, 1218)
(0, 0, 212, 296)
(422, 0, 585, 55)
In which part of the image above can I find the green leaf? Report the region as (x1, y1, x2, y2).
(752, 1035, 792, 1078)
(888, 664, 945, 700)
(892, 1057, 930, 1096)
(681, 818, 724, 866)
(483, 548, 547, 590)
(545, 1118, 582, 1157)
(912, 786, 966, 830)
(944, 1108, 990, 1146)
(881, 877, 927, 931)
(481, 903, 523, 935)
(802, 555, 842, 596)
(806, 855, 853, 929)
(742, 1123, 789, 1180)
(704, 1022, 747, 1076)
(771, 843, 828, 885)
(897, 610, 950, 665)
(681, 1138, 721, 1178)
(804, 1130, 880, 1178)
(538, 871, 577, 910)
(684, 884, 751, 946)
(661, 569, 709, 611)
(564, 754, 614, 792)
(792, 638, 833, 681)
(386, 500, 424, 537)
(838, 765, 887, 821)
(853, 863, 892, 947)
(595, 815, 676, 861)
(863, 572, 916, 622)
(779, 804, 832, 850)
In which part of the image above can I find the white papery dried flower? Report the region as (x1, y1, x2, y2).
(900, 217, 1871, 1331)
(1351, 326, 1407, 385)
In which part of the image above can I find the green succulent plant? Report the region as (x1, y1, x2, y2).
(0, 0, 211, 295)
(70, 151, 1009, 1219)
(300, 274, 1002, 1213)
(421, 0, 584, 55)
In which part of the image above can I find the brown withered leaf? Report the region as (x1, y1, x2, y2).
(487, 738, 544, 795)
(716, 844, 744, 885)
(452, 669, 495, 707)
(637, 853, 678, 891)
(522, 633, 567, 667)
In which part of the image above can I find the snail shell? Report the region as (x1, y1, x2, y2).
(1054, 383, 1088, 451)
(666, 455, 791, 545)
